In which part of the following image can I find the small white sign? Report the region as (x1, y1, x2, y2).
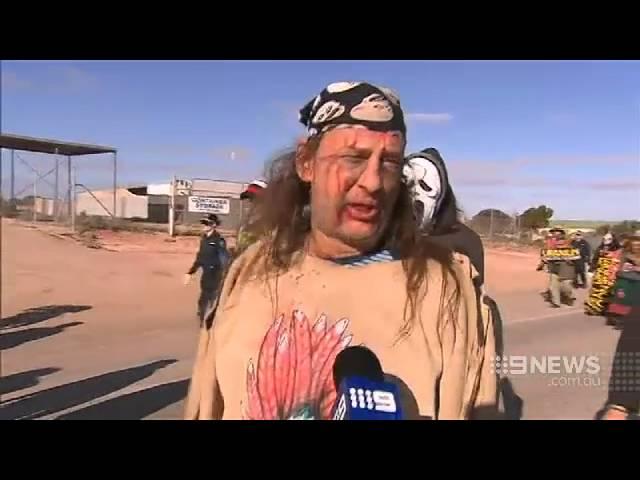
(188, 196, 230, 214)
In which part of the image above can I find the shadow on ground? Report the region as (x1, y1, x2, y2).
(484, 294, 524, 420)
(1, 305, 92, 330)
(499, 377, 524, 420)
(0, 359, 177, 420)
(57, 379, 189, 420)
(0, 322, 83, 351)
(0, 367, 61, 397)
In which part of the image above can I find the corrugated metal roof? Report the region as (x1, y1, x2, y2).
(191, 179, 248, 197)
(0, 133, 117, 156)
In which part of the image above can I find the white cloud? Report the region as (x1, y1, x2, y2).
(1, 65, 98, 95)
(584, 180, 640, 191)
(56, 65, 98, 92)
(513, 154, 639, 167)
(1, 71, 32, 91)
(406, 112, 453, 125)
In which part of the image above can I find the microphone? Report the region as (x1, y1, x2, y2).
(331, 346, 403, 420)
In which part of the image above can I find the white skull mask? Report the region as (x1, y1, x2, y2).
(403, 155, 443, 230)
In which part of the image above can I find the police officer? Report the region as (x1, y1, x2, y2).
(184, 213, 229, 323)
(571, 231, 592, 288)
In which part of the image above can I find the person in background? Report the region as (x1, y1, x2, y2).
(543, 228, 576, 308)
(184, 213, 229, 324)
(591, 232, 621, 271)
(599, 236, 640, 419)
(585, 232, 624, 318)
(537, 228, 563, 302)
(185, 81, 497, 420)
(606, 236, 640, 325)
(235, 179, 267, 256)
(403, 147, 513, 415)
(600, 316, 640, 419)
(548, 228, 564, 247)
(403, 148, 485, 289)
(571, 231, 591, 288)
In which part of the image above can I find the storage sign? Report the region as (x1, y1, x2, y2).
(188, 196, 230, 214)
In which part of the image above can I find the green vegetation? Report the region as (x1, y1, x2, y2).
(519, 205, 554, 230)
(595, 220, 640, 236)
(549, 220, 613, 229)
(549, 219, 639, 236)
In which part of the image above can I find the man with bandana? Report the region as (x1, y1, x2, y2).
(185, 81, 498, 420)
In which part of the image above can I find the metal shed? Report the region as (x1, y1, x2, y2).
(0, 133, 118, 221)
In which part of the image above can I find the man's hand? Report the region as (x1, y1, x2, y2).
(183, 273, 192, 286)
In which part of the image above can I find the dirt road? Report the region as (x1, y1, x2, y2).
(0, 220, 620, 419)
(1, 219, 199, 419)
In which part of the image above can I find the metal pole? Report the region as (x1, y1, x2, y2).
(33, 171, 37, 223)
(54, 148, 59, 219)
(169, 175, 176, 237)
(67, 156, 72, 219)
(10, 149, 15, 201)
(113, 152, 117, 218)
(71, 167, 77, 233)
(489, 209, 494, 240)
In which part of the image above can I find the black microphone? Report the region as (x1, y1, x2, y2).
(331, 346, 403, 420)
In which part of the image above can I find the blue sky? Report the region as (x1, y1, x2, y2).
(1, 60, 639, 220)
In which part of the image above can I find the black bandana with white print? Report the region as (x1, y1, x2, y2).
(298, 82, 406, 138)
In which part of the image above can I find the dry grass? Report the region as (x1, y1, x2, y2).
(75, 214, 161, 235)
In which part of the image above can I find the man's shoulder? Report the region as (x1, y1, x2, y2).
(229, 238, 268, 272)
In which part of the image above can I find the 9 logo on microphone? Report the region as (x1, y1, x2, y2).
(349, 387, 397, 413)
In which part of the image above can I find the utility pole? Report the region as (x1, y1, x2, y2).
(33, 171, 37, 223)
(67, 156, 72, 219)
(10, 150, 15, 202)
(71, 167, 77, 232)
(489, 209, 494, 240)
(54, 148, 59, 219)
(113, 152, 117, 219)
(169, 175, 176, 237)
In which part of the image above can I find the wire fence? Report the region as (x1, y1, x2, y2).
(2, 147, 622, 246)
(1, 148, 116, 225)
(466, 209, 534, 244)
(465, 209, 616, 248)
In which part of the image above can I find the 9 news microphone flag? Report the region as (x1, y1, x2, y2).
(331, 346, 404, 420)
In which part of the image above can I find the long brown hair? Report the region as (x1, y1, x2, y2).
(246, 136, 462, 339)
